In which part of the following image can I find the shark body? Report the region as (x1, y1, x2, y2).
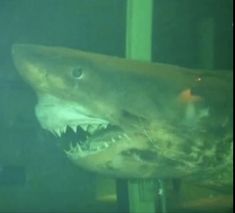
(12, 44, 233, 187)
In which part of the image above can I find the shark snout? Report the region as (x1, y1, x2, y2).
(12, 44, 37, 61)
(12, 44, 31, 68)
(12, 44, 46, 81)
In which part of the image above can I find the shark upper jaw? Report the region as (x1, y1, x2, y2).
(35, 93, 125, 158)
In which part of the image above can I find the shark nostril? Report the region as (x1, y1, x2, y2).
(71, 66, 83, 79)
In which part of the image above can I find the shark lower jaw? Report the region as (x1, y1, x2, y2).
(35, 94, 127, 158)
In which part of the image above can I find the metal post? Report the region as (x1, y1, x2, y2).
(125, 0, 155, 213)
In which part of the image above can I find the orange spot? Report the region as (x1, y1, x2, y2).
(179, 89, 202, 104)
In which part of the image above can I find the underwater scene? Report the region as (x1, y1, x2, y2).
(0, 0, 233, 213)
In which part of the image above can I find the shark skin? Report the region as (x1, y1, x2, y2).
(12, 44, 233, 187)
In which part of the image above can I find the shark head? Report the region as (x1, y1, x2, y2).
(12, 44, 233, 184)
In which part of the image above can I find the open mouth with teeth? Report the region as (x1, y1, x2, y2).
(53, 123, 124, 157)
(34, 95, 127, 158)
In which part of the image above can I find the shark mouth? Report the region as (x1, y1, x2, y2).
(35, 94, 126, 157)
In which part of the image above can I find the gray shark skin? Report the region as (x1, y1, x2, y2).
(12, 44, 233, 187)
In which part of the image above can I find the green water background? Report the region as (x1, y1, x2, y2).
(0, 0, 232, 212)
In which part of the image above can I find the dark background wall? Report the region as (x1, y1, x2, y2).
(153, 0, 233, 69)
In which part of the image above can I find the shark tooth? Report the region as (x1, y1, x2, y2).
(104, 142, 109, 148)
(49, 129, 57, 136)
(123, 133, 130, 141)
(55, 128, 61, 137)
(98, 143, 109, 150)
(76, 143, 82, 152)
(62, 125, 67, 134)
(88, 124, 98, 134)
(81, 124, 88, 131)
(69, 142, 74, 150)
(100, 123, 108, 129)
(71, 125, 77, 133)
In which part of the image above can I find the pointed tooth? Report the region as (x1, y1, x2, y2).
(103, 142, 109, 148)
(87, 125, 92, 134)
(71, 125, 77, 133)
(55, 129, 61, 137)
(96, 146, 101, 151)
(123, 133, 130, 140)
(100, 123, 108, 129)
(99, 143, 108, 149)
(49, 129, 57, 136)
(62, 126, 67, 134)
(81, 124, 88, 131)
(76, 143, 82, 152)
(88, 124, 98, 134)
(65, 142, 76, 154)
(70, 142, 79, 152)
(69, 142, 74, 150)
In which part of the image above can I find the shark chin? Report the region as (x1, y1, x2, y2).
(12, 44, 233, 185)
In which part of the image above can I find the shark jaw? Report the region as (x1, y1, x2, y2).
(12, 44, 233, 182)
(34, 93, 162, 178)
(35, 94, 111, 155)
(35, 94, 132, 156)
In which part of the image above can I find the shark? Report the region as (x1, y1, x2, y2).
(12, 44, 233, 188)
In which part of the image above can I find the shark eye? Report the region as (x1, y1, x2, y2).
(71, 67, 83, 79)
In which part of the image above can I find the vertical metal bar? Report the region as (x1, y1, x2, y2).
(125, 0, 155, 213)
(126, 0, 153, 61)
